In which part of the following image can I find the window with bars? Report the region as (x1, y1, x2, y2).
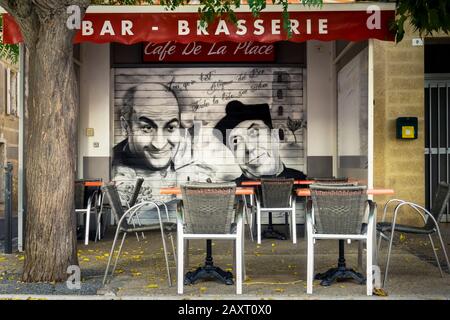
(0, 63, 19, 116)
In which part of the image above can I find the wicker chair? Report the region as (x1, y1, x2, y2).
(101, 183, 176, 286)
(378, 182, 450, 288)
(256, 178, 296, 244)
(306, 184, 376, 296)
(177, 182, 244, 294)
(309, 181, 368, 270)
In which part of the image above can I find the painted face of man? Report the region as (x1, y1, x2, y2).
(124, 90, 181, 171)
(228, 120, 282, 177)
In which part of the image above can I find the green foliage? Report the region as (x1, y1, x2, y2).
(1, 0, 449, 66)
(391, 0, 450, 42)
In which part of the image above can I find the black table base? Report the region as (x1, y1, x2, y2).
(262, 212, 287, 240)
(315, 240, 366, 286)
(184, 265, 234, 285)
(262, 227, 287, 240)
(184, 240, 234, 286)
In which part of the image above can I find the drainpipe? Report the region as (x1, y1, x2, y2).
(18, 43, 25, 252)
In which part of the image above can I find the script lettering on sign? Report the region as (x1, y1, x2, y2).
(143, 41, 275, 62)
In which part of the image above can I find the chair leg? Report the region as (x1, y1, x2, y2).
(358, 241, 364, 271)
(246, 208, 254, 242)
(435, 227, 450, 273)
(307, 234, 314, 294)
(242, 225, 246, 281)
(233, 240, 236, 272)
(184, 239, 189, 272)
(382, 230, 395, 288)
(103, 228, 122, 285)
(111, 233, 127, 277)
(377, 231, 383, 255)
(84, 211, 91, 246)
(95, 212, 102, 242)
(236, 236, 242, 294)
(257, 207, 262, 244)
(159, 228, 172, 288)
(243, 195, 254, 242)
(291, 206, 297, 245)
(248, 205, 254, 242)
(366, 236, 373, 296)
(170, 233, 177, 266)
(428, 234, 444, 277)
(177, 234, 184, 295)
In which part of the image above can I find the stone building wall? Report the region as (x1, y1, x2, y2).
(374, 24, 426, 225)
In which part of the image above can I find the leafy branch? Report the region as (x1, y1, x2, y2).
(287, 116, 306, 144)
(0, 14, 19, 64)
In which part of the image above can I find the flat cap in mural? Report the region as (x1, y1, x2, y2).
(214, 100, 273, 145)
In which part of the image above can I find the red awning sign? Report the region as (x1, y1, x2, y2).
(2, 9, 395, 45)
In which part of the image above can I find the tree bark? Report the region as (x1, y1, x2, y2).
(0, 2, 89, 282)
(0, 0, 90, 283)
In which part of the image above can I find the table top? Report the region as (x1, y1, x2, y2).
(84, 181, 103, 187)
(75, 179, 103, 187)
(295, 188, 395, 197)
(160, 187, 255, 196)
(241, 180, 315, 186)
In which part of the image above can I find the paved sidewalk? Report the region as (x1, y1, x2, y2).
(0, 224, 449, 299)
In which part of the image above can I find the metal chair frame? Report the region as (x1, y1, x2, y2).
(76, 189, 101, 246)
(102, 185, 176, 287)
(378, 197, 450, 288)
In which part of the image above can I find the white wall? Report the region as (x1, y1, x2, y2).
(306, 41, 335, 158)
(78, 43, 111, 178)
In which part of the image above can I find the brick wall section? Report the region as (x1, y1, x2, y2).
(373, 25, 425, 225)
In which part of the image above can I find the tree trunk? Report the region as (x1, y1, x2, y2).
(22, 13, 79, 282)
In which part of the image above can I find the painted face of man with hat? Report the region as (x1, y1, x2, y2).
(214, 100, 283, 178)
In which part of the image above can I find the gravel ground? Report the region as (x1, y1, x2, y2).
(0, 224, 449, 299)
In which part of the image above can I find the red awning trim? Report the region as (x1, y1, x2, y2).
(2, 10, 395, 45)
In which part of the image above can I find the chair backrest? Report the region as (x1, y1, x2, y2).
(102, 184, 127, 225)
(310, 184, 367, 235)
(261, 178, 294, 208)
(129, 177, 144, 207)
(427, 182, 450, 229)
(180, 182, 236, 234)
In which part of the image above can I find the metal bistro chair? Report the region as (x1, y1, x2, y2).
(102, 183, 176, 286)
(177, 182, 244, 294)
(125, 177, 146, 241)
(312, 177, 367, 268)
(75, 181, 101, 246)
(256, 178, 296, 244)
(96, 178, 146, 242)
(377, 182, 450, 288)
(306, 184, 376, 296)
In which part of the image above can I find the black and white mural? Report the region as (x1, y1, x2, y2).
(113, 67, 306, 223)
